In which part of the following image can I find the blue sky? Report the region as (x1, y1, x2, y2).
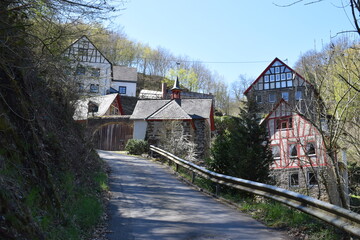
(109, 0, 357, 85)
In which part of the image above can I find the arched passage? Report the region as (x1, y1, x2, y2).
(93, 122, 133, 150)
(86, 116, 133, 151)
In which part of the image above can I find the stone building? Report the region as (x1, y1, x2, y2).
(131, 78, 215, 160)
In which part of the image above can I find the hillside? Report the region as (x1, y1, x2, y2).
(0, 2, 108, 239)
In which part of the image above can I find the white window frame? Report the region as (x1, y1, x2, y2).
(281, 73, 286, 80)
(282, 92, 289, 101)
(119, 86, 127, 94)
(287, 72, 292, 80)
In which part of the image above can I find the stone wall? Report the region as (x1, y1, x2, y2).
(270, 166, 343, 204)
(146, 119, 210, 161)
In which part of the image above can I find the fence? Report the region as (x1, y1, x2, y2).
(149, 145, 360, 237)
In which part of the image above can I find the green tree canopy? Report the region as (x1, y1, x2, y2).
(206, 105, 273, 183)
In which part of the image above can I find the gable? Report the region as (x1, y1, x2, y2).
(73, 93, 120, 120)
(244, 58, 312, 94)
(148, 100, 191, 120)
(63, 36, 111, 64)
(267, 100, 293, 119)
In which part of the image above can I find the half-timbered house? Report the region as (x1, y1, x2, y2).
(63, 35, 137, 97)
(245, 58, 333, 198)
(63, 35, 113, 95)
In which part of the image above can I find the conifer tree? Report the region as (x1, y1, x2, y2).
(207, 101, 273, 183)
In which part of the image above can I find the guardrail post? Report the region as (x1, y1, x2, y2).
(215, 184, 220, 196)
(175, 163, 179, 172)
(191, 171, 196, 183)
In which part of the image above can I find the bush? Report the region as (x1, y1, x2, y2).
(125, 139, 149, 155)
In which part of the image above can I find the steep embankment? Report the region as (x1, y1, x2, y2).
(0, 22, 106, 240)
(0, 66, 106, 240)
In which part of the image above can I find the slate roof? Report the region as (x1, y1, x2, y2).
(120, 96, 139, 115)
(73, 93, 118, 120)
(148, 100, 192, 120)
(112, 65, 137, 82)
(130, 98, 213, 120)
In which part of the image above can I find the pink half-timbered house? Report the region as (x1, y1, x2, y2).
(245, 58, 331, 196)
(263, 99, 329, 191)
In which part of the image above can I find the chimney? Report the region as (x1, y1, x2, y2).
(171, 76, 182, 99)
(162, 82, 167, 99)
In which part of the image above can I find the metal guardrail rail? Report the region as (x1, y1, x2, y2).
(149, 145, 360, 237)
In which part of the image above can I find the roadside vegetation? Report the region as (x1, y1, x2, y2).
(0, 0, 114, 239)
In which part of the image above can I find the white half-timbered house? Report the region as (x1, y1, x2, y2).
(63, 35, 112, 95)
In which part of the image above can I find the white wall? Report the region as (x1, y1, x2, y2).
(133, 120, 147, 140)
(75, 62, 112, 95)
(111, 81, 137, 97)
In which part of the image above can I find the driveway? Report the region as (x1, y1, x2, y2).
(98, 151, 289, 240)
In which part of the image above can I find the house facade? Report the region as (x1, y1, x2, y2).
(245, 58, 334, 200)
(111, 65, 137, 97)
(131, 78, 215, 160)
(63, 35, 137, 97)
(63, 35, 112, 95)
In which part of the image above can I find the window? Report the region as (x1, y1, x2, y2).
(269, 93, 276, 103)
(295, 90, 302, 100)
(287, 73, 292, 80)
(306, 142, 316, 155)
(75, 66, 85, 75)
(282, 92, 289, 101)
(272, 145, 280, 159)
(88, 102, 98, 112)
(90, 84, 99, 93)
(119, 86, 127, 94)
(308, 172, 318, 186)
(289, 173, 299, 187)
(91, 68, 100, 77)
(110, 105, 119, 115)
(289, 144, 298, 158)
(261, 67, 295, 90)
(276, 117, 292, 130)
(281, 73, 286, 80)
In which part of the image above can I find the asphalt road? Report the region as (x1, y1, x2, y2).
(98, 151, 289, 240)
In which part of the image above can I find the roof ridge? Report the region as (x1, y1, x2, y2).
(147, 100, 191, 120)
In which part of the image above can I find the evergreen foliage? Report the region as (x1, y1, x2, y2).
(125, 139, 149, 155)
(207, 103, 273, 183)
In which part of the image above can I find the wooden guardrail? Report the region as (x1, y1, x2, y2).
(149, 145, 360, 237)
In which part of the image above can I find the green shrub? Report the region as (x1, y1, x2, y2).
(125, 139, 149, 155)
